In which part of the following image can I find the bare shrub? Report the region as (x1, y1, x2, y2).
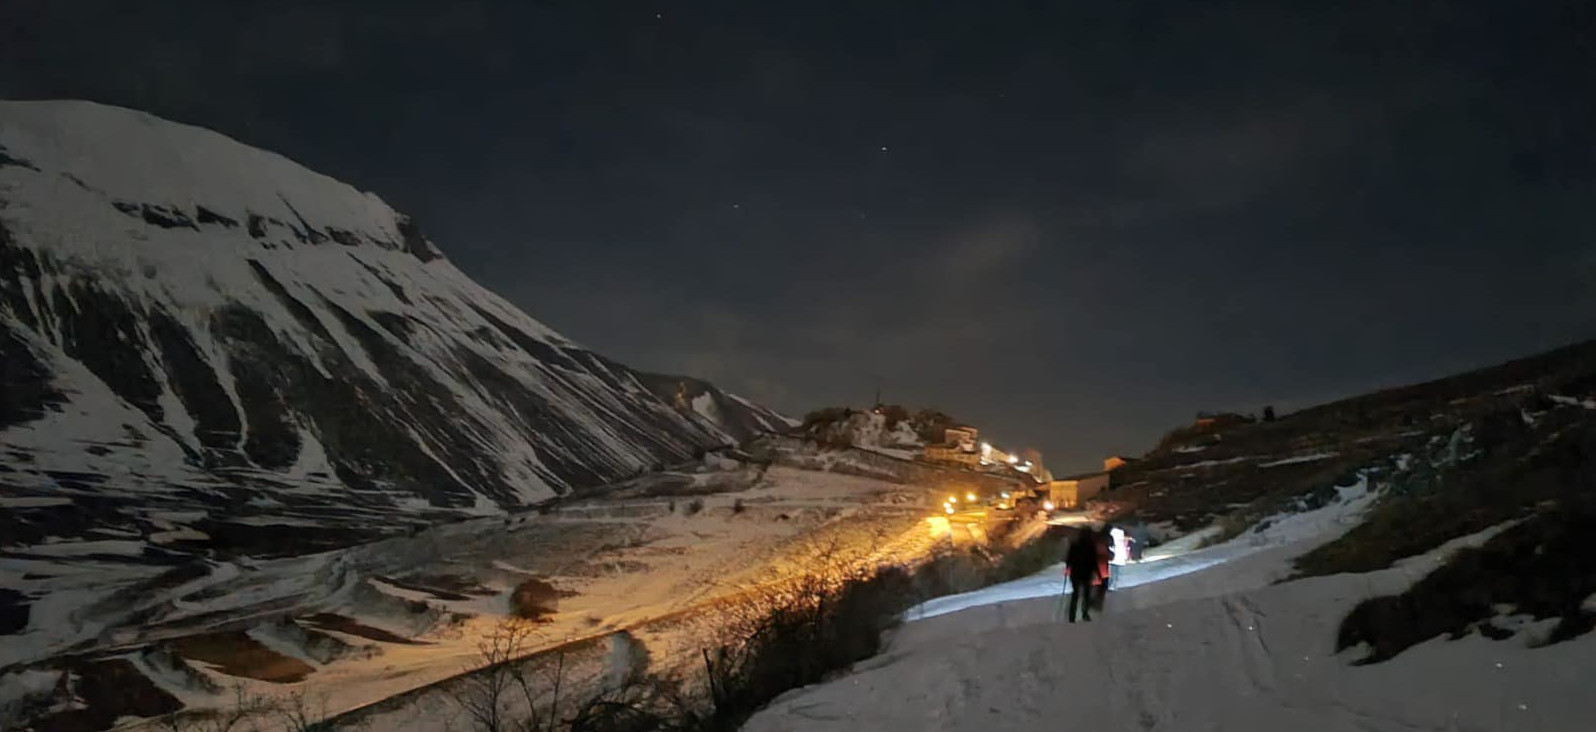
(275, 690, 345, 732)
(986, 524, 1068, 583)
(696, 541, 898, 729)
(445, 619, 561, 732)
(157, 685, 271, 732)
(686, 521, 1068, 730)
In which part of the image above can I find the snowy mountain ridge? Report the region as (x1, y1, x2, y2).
(0, 100, 788, 554)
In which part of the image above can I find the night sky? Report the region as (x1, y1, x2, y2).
(3, 1, 1593, 472)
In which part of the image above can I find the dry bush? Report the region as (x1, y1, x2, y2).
(692, 524, 1059, 731)
(140, 680, 350, 732)
(985, 525, 1068, 583)
(274, 690, 347, 732)
(156, 687, 258, 732)
(445, 619, 563, 732)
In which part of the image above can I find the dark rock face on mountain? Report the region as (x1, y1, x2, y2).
(0, 100, 788, 556)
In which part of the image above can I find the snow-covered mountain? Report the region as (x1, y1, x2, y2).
(0, 100, 789, 554)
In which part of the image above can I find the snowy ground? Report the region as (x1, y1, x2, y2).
(2, 465, 981, 730)
(744, 479, 1596, 732)
(328, 465, 980, 732)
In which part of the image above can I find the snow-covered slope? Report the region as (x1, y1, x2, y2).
(798, 408, 931, 456)
(0, 100, 783, 555)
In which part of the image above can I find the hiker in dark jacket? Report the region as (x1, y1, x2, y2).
(1064, 528, 1103, 622)
(1096, 528, 1114, 589)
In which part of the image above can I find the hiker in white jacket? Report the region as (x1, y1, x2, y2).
(1108, 526, 1134, 590)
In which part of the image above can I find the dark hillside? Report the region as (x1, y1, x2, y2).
(1102, 338, 1596, 661)
(1108, 339, 1596, 541)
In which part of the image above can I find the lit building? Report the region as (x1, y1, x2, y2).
(924, 444, 982, 467)
(1049, 471, 1110, 509)
(944, 426, 979, 450)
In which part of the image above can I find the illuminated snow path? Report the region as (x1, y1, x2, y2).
(904, 533, 1243, 623)
(907, 477, 1376, 623)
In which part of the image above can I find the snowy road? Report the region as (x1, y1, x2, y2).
(744, 483, 1596, 732)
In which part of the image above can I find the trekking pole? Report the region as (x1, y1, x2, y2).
(1053, 578, 1069, 622)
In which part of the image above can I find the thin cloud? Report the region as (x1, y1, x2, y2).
(915, 213, 1042, 284)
